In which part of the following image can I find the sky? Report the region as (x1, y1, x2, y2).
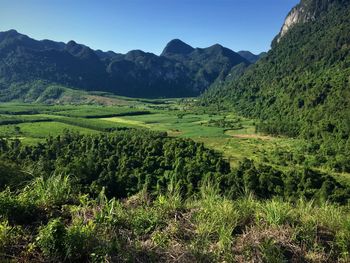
(0, 0, 299, 55)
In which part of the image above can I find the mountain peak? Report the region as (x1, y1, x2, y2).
(206, 44, 226, 52)
(161, 39, 194, 56)
(0, 29, 23, 41)
(4, 29, 19, 35)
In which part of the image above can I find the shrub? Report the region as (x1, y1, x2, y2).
(0, 161, 31, 191)
(130, 207, 164, 236)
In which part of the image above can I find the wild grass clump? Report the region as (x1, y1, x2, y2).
(232, 198, 350, 262)
(255, 198, 294, 226)
(21, 174, 74, 207)
(189, 184, 239, 260)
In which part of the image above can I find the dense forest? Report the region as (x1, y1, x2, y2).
(202, 0, 350, 173)
(1, 130, 348, 203)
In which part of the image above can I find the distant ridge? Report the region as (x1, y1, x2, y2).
(0, 30, 250, 99)
(237, 51, 266, 63)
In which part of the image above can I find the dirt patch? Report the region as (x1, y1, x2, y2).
(234, 225, 306, 262)
(167, 129, 183, 136)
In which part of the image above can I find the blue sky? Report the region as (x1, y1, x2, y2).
(0, 0, 299, 55)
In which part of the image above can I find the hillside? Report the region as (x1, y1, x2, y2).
(0, 128, 349, 262)
(0, 31, 249, 99)
(202, 0, 350, 172)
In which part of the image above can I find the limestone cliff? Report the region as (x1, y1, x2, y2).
(277, 0, 346, 42)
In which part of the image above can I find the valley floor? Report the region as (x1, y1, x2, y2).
(0, 98, 348, 184)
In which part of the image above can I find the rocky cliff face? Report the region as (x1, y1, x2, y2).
(277, 4, 315, 42)
(277, 0, 345, 42)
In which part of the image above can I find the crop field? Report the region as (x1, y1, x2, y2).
(0, 101, 320, 161)
(0, 100, 349, 183)
(0, 121, 100, 144)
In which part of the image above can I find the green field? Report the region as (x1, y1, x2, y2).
(0, 100, 349, 183)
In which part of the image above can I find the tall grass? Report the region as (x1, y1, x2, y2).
(1, 176, 350, 262)
(256, 199, 294, 226)
(21, 174, 74, 207)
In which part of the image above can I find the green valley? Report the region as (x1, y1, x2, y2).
(1, 0, 350, 262)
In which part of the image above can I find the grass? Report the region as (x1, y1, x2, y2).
(0, 122, 99, 144)
(101, 116, 150, 128)
(52, 106, 148, 118)
(2, 177, 349, 262)
(102, 112, 229, 139)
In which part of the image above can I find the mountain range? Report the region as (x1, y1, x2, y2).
(0, 31, 264, 100)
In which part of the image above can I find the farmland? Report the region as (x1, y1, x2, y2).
(0, 99, 347, 184)
(0, 100, 280, 166)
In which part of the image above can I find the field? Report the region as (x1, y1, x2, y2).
(0, 100, 262, 162)
(0, 99, 349, 183)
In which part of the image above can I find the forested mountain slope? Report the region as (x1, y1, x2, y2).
(202, 0, 350, 171)
(0, 31, 249, 99)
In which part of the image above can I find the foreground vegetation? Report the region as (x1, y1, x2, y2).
(1, 174, 349, 262)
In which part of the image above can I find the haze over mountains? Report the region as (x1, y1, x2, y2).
(0, 30, 263, 100)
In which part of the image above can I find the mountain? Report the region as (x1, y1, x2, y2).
(237, 51, 266, 63)
(161, 39, 195, 56)
(0, 31, 249, 99)
(202, 0, 350, 168)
